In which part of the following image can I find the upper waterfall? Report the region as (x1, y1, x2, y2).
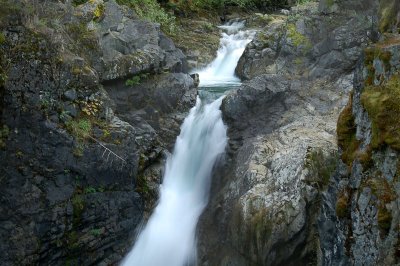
(196, 20, 255, 87)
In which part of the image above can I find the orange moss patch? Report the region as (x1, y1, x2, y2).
(337, 93, 360, 167)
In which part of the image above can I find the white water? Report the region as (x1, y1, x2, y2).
(122, 20, 253, 266)
(122, 98, 227, 266)
(196, 21, 255, 88)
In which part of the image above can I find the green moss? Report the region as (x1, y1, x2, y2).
(361, 74, 400, 151)
(287, 23, 312, 51)
(0, 32, 5, 45)
(93, 3, 105, 21)
(246, 206, 272, 261)
(326, 0, 334, 8)
(125, 76, 141, 86)
(90, 228, 102, 236)
(66, 231, 79, 250)
(337, 93, 360, 167)
(358, 145, 373, 170)
(379, 0, 399, 33)
(66, 118, 92, 141)
(72, 0, 89, 6)
(366, 177, 396, 203)
(378, 205, 392, 233)
(66, 22, 98, 52)
(116, 0, 177, 34)
(364, 47, 393, 86)
(135, 173, 150, 196)
(71, 194, 85, 227)
(305, 149, 338, 190)
(73, 143, 84, 157)
(336, 192, 349, 218)
(0, 125, 9, 149)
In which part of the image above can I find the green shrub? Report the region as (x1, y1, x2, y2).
(125, 76, 141, 86)
(90, 228, 102, 236)
(84, 186, 96, 194)
(116, 0, 177, 33)
(66, 118, 92, 140)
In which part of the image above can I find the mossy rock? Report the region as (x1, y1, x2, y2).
(379, 0, 400, 33)
(287, 23, 312, 52)
(364, 46, 393, 86)
(377, 205, 392, 234)
(361, 74, 400, 151)
(336, 192, 349, 218)
(366, 177, 396, 204)
(305, 148, 338, 190)
(337, 93, 360, 167)
(72, 0, 89, 6)
(71, 194, 85, 227)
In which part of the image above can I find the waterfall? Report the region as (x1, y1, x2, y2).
(122, 20, 252, 266)
(196, 20, 254, 88)
(122, 97, 227, 266)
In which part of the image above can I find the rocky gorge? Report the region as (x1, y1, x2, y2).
(0, 0, 400, 265)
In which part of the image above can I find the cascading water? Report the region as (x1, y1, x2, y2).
(122, 20, 253, 266)
(196, 20, 254, 90)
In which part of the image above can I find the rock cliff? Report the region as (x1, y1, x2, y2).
(199, 0, 400, 265)
(0, 0, 196, 264)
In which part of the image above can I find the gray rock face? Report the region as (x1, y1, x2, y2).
(94, 1, 187, 81)
(198, 1, 391, 265)
(0, 1, 196, 265)
(319, 36, 400, 266)
(235, 1, 377, 81)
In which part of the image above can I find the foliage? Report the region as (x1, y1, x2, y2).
(116, 0, 177, 33)
(84, 186, 96, 194)
(81, 98, 101, 116)
(90, 228, 102, 236)
(66, 118, 92, 140)
(125, 76, 141, 86)
(181, 0, 289, 9)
